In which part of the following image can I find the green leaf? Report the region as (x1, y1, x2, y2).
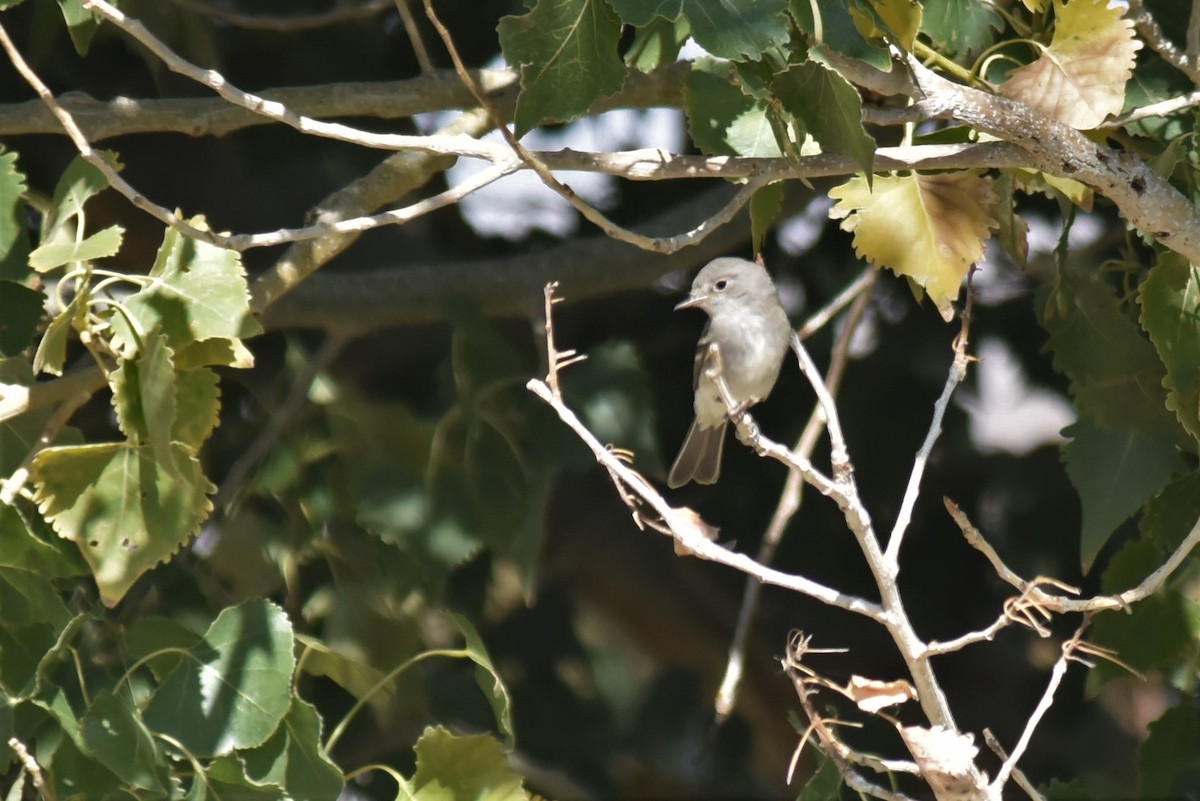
(28, 224, 123, 272)
(122, 615, 207, 681)
(771, 59, 876, 175)
(624, 14, 689, 72)
(1139, 253, 1200, 443)
(80, 691, 168, 793)
(1141, 705, 1200, 799)
(31, 442, 215, 606)
(449, 613, 515, 747)
(1040, 267, 1179, 435)
(498, 0, 626, 136)
(797, 750, 843, 799)
(110, 331, 179, 472)
(750, 183, 784, 254)
(1090, 538, 1200, 686)
(173, 366, 222, 451)
(0, 503, 86, 580)
(681, 0, 789, 60)
(789, 0, 891, 69)
(41, 153, 118, 246)
(294, 634, 390, 703)
(56, 0, 103, 55)
(1141, 469, 1200, 555)
(1062, 420, 1184, 573)
(683, 61, 783, 158)
(411, 726, 527, 801)
(240, 698, 343, 801)
(0, 281, 44, 358)
(108, 224, 260, 359)
(141, 600, 296, 758)
(921, 0, 1003, 56)
(0, 146, 30, 281)
(32, 291, 87, 377)
(608, 0, 681, 26)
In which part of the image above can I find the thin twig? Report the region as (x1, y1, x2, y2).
(990, 621, 1090, 794)
(798, 268, 876, 339)
(393, 0, 435, 73)
(0, 20, 227, 248)
(983, 731, 1046, 801)
(715, 273, 876, 722)
(883, 277, 975, 567)
(420, 0, 770, 254)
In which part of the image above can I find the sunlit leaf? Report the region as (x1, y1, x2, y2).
(31, 442, 215, 606)
(40, 153, 119, 247)
(56, 0, 103, 55)
(1000, 0, 1142, 128)
(110, 331, 178, 472)
(624, 14, 689, 72)
(0, 146, 30, 280)
(411, 726, 528, 801)
(828, 171, 996, 321)
(141, 600, 295, 758)
(449, 613, 515, 747)
(28, 225, 123, 272)
(1139, 253, 1200, 443)
(498, 0, 626, 136)
(1062, 420, 1184, 572)
(861, 0, 922, 50)
(173, 366, 222, 451)
(108, 223, 260, 359)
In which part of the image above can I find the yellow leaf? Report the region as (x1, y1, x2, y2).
(859, 0, 923, 50)
(1009, 167, 1094, 211)
(828, 172, 997, 321)
(1000, 0, 1142, 128)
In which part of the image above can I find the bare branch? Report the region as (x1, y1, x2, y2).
(990, 622, 1091, 794)
(528, 376, 884, 619)
(716, 274, 876, 722)
(884, 280, 975, 566)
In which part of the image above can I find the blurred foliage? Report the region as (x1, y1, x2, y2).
(0, 0, 1199, 798)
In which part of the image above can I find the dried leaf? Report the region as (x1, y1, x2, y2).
(845, 675, 918, 713)
(1000, 0, 1142, 129)
(828, 172, 997, 321)
(897, 725, 986, 798)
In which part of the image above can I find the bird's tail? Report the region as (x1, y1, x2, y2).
(667, 419, 726, 488)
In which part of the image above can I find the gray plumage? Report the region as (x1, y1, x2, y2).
(668, 257, 791, 488)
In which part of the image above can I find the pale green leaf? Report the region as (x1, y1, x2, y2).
(411, 726, 528, 801)
(789, 0, 891, 69)
(31, 442, 215, 606)
(609, 0, 681, 26)
(110, 331, 179, 471)
(0, 146, 30, 280)
(450, 613, 515, 747)
(683, 61, 783, 158)
(28, 225, 123, 272)
(108, 224, 260, 358)
(750, 183, 784, 255)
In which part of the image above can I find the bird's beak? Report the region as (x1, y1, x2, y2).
(674, 293, 706, 311)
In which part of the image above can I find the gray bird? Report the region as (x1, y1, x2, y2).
(668, 257, 792, 488)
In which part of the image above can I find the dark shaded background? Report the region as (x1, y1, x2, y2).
(1, 1, 1150, 797)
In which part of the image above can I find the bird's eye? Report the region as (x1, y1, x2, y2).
(714, 279, 728, 291)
